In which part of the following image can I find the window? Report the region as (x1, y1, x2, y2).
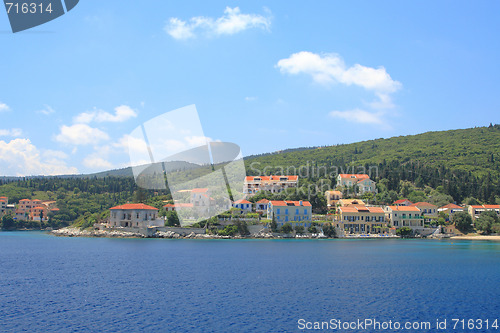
(277, 208, 280, 214)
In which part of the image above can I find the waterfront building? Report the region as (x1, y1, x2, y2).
(384, 206, 424, 229)
(438, 203, 465, 218)
(109, 203, 164, 228)
(393, 199, 413, 206)
(232, 199, 252, 214)
(255, 199, 269, 214)
(267, 200, 312, 226)
(336, 205, 387, 234)
(410, 202, 438, 223)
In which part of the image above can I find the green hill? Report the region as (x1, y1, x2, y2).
(244, 124, 500, 204)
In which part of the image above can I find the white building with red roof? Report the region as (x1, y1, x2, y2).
(109, 203, 164, 228)
(468, 204, 500, 220)
(393, 199, 413, 206)
(267, 200, 312, 226)
(244, 175, 298, 196)
(0, 196, 7, 216)
(232, 199, 252, 213)
(336, 174, 377, 194)
(438, 203, 465, 216)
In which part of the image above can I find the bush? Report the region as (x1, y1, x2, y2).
(322, 224, 336, 238)
(396, 227, 413, 238)
(280, 223, 293, 234)
(295, 225, 305, 234)
(307, 225, 318, 234)
(475, 211, 499, 234)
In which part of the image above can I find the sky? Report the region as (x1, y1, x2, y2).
(0, 0, 499, 176)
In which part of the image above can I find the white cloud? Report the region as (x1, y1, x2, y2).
(277, 51, 401, 93)
(55, 124, 110, 145)
(74, 105, 138, 124)
(165, 7, 271, 40)
(37, 105, 55, 115)
(245, 96, 257, 102)
(0, 139, 78, 176)
(83, 155, 113, 170)
(0, 102, 10, 112)
(0, 128, 23, 137)
(329, 109, 385, 125)
(276, 51, 401, 108)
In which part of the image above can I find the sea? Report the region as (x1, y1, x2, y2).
(0, 232, 499, 332)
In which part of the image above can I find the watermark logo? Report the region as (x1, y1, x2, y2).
(127, 105, 246, 226)
(3, 0, 79, 33)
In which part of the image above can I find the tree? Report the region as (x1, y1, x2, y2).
(235, 220, 250, 236)
(322, 224, 336, 238)
(165, 211, 180, 227)
(1, 215, 16, 230)
(396, 227, 413, 238)
(270, 216, 278, 232)
(452, 212, 474, 234)
(280, 223, 293, 234)
(475, 211, 499, 234)
(295, 225, 305, 234)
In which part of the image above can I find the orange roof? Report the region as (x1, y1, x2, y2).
(483, 205, 500, 209)
(257, 199, 269, 204)
(110, 203, 158, 210)
(470, 205, 485, 209)
(50, 208, 60, 211)
(191, 188, 208, 193)
(234, 199, 251, 204)
(245, 175, 299, 181)
(176, 203, 194, 208)
(411, 202, 437, 207)
(0, 196, 7, 199)
(340, 206, 384, 213)
(440, 203, 463, 209)
(163, 204, 175, 207)
(387, 206, 421, 212)
(326, 190, 342, 195)
(19, 199, 30, 202)
(338, 174, 370, 180)
(269, 200, 312, 207)
(393, 199, 412, 204)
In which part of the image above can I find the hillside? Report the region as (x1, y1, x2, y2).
(244, 124, 500, 203)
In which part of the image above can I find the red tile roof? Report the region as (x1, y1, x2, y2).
(393, 199, 412, 204)
(410, 202, 437, 207)
(483, 205, 500, 209)
(245, 175, 299, 181)
(387, 206, 421, 212)
(339, 206, 384, 213)
(234, 199, 251, 204)
(257, 199, 269, 204)
(110, 203, 158, 210)
(338, 174, 370, 180)
(269, 200, 312, 207)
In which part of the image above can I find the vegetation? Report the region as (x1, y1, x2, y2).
(280, 223, 293, 234)
(322, 224, 336, 238)
(475, 211, 500, 234)
(396, 227, 413, 238)
(452, 212, 474, 234)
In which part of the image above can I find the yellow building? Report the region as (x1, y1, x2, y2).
(384, 206, 424, 229)
(325, 190, 342, 209)
(336, 206, 387, 234)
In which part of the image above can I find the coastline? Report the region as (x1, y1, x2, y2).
(450, 235, 500, 241)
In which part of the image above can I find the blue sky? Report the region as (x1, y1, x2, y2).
(1, 1, 499, 176)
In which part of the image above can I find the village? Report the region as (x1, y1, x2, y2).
(4, 173, 499, 239)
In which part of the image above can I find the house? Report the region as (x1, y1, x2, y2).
(232, 199, 252, 213)
(338, 199, 366, 207)
(410, 202, 438, 223)
(190, 188, 213, 208)
(336, 206, 387, 234)
(255, 199, 269, 214)
(15, 198, 59, 221)
(325, 190, 342, 209)
(336, 174, 377, 194)
(267, 200, 312, 227)
(163, 203, 176, 212)
(393, 199, 413, 206)
(438, 204, 465, 218)
(109, 203, 164, 228)
(244, 175, 299, 196)
(468, 205, 500, 220)
(384, 206, 424, 229)
(0, 196, 7, 216)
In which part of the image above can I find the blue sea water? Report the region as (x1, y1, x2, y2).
(0, 232, 499, 332)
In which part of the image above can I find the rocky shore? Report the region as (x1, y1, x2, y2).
(51, 227, 280, 239)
